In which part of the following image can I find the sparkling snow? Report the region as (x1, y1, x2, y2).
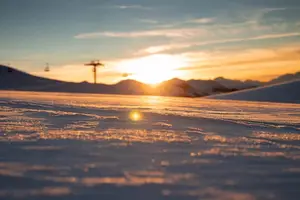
(0, 91, 300, 200)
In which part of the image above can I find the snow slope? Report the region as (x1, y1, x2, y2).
(0, 65, 62, 90)
(268, 71, 300, 85)
(0, 91, 300, 200)
(209, 79, 300, 104)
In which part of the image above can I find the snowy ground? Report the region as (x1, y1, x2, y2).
(0, 91, 300, 200)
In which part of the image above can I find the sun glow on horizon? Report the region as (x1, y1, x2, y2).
(117, 54, 188, 84)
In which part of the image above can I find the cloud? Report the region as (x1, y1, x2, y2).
(136, 32, 300, 54)
(187, 18, 215, 24)
(75, 28, 207, 39)
(77, 8, 299, 41)
(204, 32, 300, 46)
(261, 7, 287, 13)
(177, 46, 300, 72)
(260, 7, 300, 25)
(136, 44, 192, 55)
(115, 5, 150, 10)
(248, 32, 300, 40)
(138, 19, 158, 24)
(154, 17, 215, 29)
(74, 17, 216, 40)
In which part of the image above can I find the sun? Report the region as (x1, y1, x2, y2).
(117, 54, 187, 84)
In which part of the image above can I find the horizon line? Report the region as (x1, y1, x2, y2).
(1, 64, 299, 86)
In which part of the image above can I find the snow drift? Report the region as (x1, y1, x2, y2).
(209, 79, 300, 104)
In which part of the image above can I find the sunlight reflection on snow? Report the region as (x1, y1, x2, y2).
(0, 92, 300, 199)
(0, 187, 71, 198)
(129, 110, 143, 121)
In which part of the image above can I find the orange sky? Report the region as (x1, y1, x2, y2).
(31, 44, 300, 84)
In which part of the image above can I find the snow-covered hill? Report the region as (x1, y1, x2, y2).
(214, 77, 262, 89)
(0, 65, 62, 90)
(209, 79, 300, 104)
(268, 71, 300, 85)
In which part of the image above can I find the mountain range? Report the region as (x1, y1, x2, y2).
(0, 65, 299, 97)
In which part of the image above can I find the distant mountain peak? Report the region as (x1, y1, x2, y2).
(214, 76, 262, 90)
(214, 77, 226, 81)
(116, 79, 147, 86)
(268, 71, 300, 85)
(160, 78, 186, 85)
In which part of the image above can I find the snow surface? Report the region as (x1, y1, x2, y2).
(209, 79, 300, 104)
(0, 91, 300, 200)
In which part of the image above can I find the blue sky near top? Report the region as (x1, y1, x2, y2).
(0, 0, 300, 84)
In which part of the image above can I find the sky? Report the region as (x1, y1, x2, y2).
(0, 0, 300, 84)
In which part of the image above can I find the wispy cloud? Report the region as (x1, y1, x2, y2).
(187, 18, 215, 24)
(248, 32, 300, 40)
(136, 44, 191, 55)
(177, 46, 300, 71)
(138, 19, 158, 24)
(137, 32, 300, 54)
(171, 45, 300, 81)
(154, 17, 215, 29)
(203, 32, 300, 46)
(75, 28, 207, 39)
(261, 7, 287, 13)
(114, 5, 151, 10)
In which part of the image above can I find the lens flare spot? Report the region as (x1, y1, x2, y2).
(130, 111, 142, 121)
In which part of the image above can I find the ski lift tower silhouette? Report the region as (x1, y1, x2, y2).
(84, 60, 104, 84)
